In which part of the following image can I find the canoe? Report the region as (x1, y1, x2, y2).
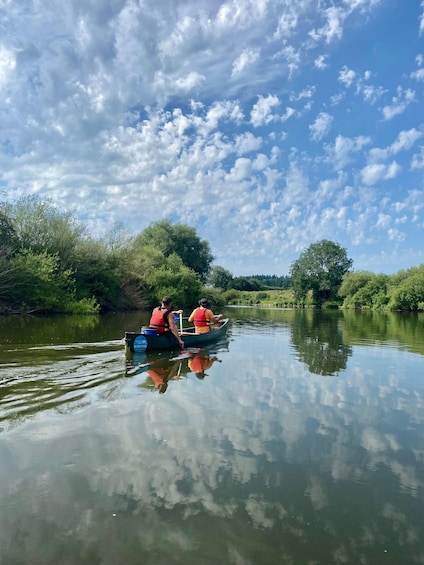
(124, 318, 230, 352)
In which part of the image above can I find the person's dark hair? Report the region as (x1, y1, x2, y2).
(162, 296, 172, 306)
(199, 298, 209, 308)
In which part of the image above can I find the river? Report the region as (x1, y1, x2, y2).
(0, 308, 423, 564)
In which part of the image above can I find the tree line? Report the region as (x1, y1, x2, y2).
(0, 196, 212, 314)
(1, 196, 423, 314)
(289, 239, 424, 311)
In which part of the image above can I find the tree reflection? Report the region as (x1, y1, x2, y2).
(290, 310, 352, 376)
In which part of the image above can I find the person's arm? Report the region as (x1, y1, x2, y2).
(168, 312, 184, 348)
(207, 309, 223, 323)
(188, 309, 196, 322)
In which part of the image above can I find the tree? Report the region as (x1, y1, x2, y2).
(209, 266, 233, 290)
(388, 272, 424, 311)
(0, 210, 19, 258)
(3, 195, 84, 268)
(143, 252, 202, 307)
(134, 220, 214, 282)
(2, 250, 76, 313)
(290, 240, 353, 306)
(232, 277, 262, 291)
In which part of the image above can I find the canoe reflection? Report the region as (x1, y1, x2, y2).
(127, 350, 222, 393)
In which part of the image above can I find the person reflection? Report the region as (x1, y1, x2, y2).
(188, 354, 221, 379)
(146, 360, 182, 393)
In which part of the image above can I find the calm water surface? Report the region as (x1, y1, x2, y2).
(0, 308, 423, 565)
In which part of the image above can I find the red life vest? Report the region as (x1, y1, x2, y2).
(149, 307, 170, 333)
(193, 307, 209, 327)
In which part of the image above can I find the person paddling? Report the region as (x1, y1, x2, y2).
(188, 298, 223, 334)
(149, 296, 184, 348)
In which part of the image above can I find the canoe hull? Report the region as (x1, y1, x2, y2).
(124, 318, 230, 352)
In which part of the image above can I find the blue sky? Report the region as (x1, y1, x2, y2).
(1, 0, 424, 276)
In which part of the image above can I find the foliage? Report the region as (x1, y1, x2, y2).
(209, 266, 234, 290)
(63, 297, 100, 314)
(141, 253, 202, 307)
(223, 288, 302, 307)
(1, 250, 76, 313)
(72, 237, 124, 311)
(231, 276, 262, 291)
(339, 264, 424, 311)
(248, 274, 291, 288)
(3, 195, 84, 268)
(2, 195, 424, 314)
(339, 272, 389, 309)
(0, 211, 19, 258)
(290, 240, 353, 306)
(388, 271, 424, 311)
(134, 219, 214, 282)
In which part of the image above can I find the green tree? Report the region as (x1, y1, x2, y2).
(134, 220, 214, 282)
(338, 271, 374, 301)
(3, 250, 75, 313)
(290, 240, 353, 306)
(232, 276, 262, 291)
(72, 237, 123, 311)
(144, 253, 202, 307)
(3, 195, 84, 268)
(388, 271, 424, 310)
(0, 210, 19, 258)
(209, 266, 233, 290)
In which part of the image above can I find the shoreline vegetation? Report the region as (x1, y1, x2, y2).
(1, 196, 423, 315)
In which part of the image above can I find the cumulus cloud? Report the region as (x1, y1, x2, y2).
(309, 111, 333, 141)
(338, 65, 356, 87)
(381, 87, 416, 121)
(324, 135, 371, 171)
(250, 94, 280, 127)
(360, 161, 401, 186)
(1, 0, 424, 275)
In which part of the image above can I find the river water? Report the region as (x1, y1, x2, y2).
(0, 308, 423, 564)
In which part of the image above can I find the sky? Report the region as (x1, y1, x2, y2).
(1, 0, 424, 276)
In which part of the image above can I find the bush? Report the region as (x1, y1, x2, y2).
(63, 297, 100, 314)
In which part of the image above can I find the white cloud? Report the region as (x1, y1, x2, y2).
(309, 6, 345, 44)
(325, 135, 371, 170)
(361, 161, 401, 186)
(420, 1, 424, 35)
(231, 48, 260, 77)
(410, 68, 424, 82)
(250, 94, 280, 127)
(338, 65, 356, 87)
(309, 112, 333, 141)
(411, 146, 424, 169)
(381, 88, 416, 121)
(314, 55, 328, 69)
(1, 0, 423, 275)
(234, 132, 263, 155)
(367, 128, 423, 162)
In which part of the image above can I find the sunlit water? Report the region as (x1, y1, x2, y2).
(0, 309, 423, 564)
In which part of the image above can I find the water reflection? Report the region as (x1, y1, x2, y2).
(290, 309, 352, 376)
(0, 310, 424, 564)
(126, 350, 224, 392)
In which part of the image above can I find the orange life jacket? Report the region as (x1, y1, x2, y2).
(149, 307, 170, 333)
(193, 307, 209, 327)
